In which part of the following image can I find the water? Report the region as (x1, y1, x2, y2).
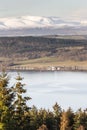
(8, 71, 87, 111)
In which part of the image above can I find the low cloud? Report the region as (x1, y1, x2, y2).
(71, 9, 87, 20)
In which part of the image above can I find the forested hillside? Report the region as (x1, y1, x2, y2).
(0, 35, 87, 70)
(0, 35, 87, 59)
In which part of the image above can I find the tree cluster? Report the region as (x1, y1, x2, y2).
(0, 71, 87, 130)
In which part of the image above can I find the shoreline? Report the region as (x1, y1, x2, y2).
(7, 66, 87, 72)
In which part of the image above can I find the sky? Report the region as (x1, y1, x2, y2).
(0, 0, 87, 18)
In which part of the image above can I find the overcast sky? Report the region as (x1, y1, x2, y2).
(0, 0, 87, 18)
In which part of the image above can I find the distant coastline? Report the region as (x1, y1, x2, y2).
(7, 65, 87, 72)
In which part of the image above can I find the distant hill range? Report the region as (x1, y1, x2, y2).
(1, 16, 87, 36)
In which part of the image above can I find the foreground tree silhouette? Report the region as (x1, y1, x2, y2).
(66, 107, 74, 129)
(12, 73, 31, 130)
(0, 71, 14, 130)
(53, 103, 62, 130)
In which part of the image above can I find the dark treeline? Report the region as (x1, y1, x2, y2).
(0, 71, 87, 130)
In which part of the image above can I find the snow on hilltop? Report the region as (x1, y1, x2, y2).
(0, 15, 87, 36)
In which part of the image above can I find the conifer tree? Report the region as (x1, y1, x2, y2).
(29, 105, 39, 130)
(12, 73, 31, 130)
(73, 109, 83, 130)
(74, 108, 87, 130)
(45, 111, 55, 130)
(53, 103, 61, 130)
(66, 107, 74, 129)
(60, 110, 69, 130)
(0, 71, 14, 130)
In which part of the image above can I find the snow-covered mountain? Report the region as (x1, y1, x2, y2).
(0, 15, 87, 36)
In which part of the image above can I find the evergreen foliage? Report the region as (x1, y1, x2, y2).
(0, 71, 14, 130)
(0, 71, 87, 130)
(12, 73, 31, 130)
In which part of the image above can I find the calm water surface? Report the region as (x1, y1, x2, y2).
(9, 71, 87, 111)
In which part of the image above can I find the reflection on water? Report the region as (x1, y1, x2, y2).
(9, 71, 87, 110)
